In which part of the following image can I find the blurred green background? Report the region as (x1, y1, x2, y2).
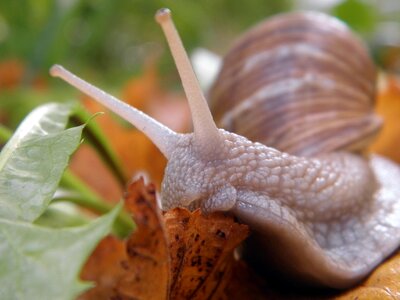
(0, 0, 399, 130)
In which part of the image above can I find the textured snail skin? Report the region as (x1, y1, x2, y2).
(160, 129, 400, 288)
(50, 9, 400, 290)
(201, 12, 400, 287)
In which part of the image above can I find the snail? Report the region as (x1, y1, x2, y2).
(50, 8, 400, 289)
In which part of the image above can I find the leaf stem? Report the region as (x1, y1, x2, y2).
(60, 169, 134, 236)
(73, 106, 127, 186)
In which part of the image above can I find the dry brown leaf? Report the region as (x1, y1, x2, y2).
(334, 288, 393, 300)
(370, 75, 400, 163)
(164, 208, 249, 299)
(79, 179, 169, 300)
(79, 178, 250, 300)
(78, 236, 128, 300)
(118, 179, 170, 299)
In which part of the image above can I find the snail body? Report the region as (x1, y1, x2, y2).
(51, 9, 400, 289)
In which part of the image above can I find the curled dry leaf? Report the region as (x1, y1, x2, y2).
(119, 178, 170, 299)
(78, 179, 169, 300)
(164, 208, 249, 299)
(79, 178, 249, 300)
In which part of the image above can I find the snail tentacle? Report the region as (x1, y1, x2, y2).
(50, 65, 181, 159)
(156, 8, 222, 157)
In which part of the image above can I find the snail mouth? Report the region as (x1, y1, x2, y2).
(160, 198, 202, 212)
(187, 198, 202, 211)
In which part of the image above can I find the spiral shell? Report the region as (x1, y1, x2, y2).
(209, 12, 382, 157)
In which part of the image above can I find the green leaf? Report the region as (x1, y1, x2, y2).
(34, 201, 89, 228)
(0, 103, 84, 222)
(332, 0, 377, 35)
(0, 203, 121, 300)
(0, 103, 122, 299)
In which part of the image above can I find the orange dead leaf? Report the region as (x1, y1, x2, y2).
(118, 179, 170, 299)
(80, 178, 250, 300)
(164, 208, 249, 299)
(79, 179, 169, 300)
(78, 236, 127, 300)
(370, 75, 400, 163)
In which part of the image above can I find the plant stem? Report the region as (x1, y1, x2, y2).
(60, 169, 134, 236)
(73, 106, 127, 186)
(35, 202, 90, 228)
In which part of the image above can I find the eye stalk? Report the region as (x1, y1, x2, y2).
(50, 64, 180, 159)
(155, 8, 223, 157)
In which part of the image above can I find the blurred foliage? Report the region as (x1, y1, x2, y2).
(0, 0, 399, 130)
(0, 0, 291, 79)
(333, 0, 378, 34)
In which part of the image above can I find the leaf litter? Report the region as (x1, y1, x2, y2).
(79, 178, 250, 300)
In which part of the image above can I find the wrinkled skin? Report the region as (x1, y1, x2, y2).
(160, 129, 400, 288)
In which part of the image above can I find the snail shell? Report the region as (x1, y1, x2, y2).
(209, 12, 382, 157)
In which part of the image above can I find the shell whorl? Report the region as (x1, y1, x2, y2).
(209, 11, 382, 157)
